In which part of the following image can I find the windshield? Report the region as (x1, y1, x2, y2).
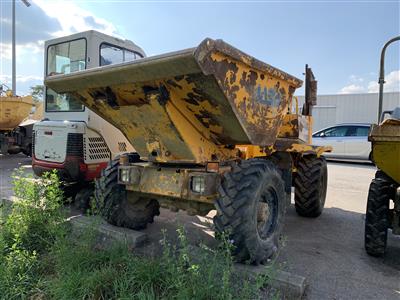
(46, 39, 86, 112)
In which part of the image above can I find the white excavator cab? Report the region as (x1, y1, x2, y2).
(33, 30, 145, 183)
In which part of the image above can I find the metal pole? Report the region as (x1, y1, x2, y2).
(12, 0, 16, 96)
(378, 36, 400, 122)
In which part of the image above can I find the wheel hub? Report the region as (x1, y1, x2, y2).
(256, 188, 278, 240)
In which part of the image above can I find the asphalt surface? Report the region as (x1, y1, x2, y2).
(1, 154, 399, 299)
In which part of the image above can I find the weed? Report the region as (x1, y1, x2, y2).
(0, 169, 274, 300)
(0, 170, 67, 299)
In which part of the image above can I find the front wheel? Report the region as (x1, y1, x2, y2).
(364, 171, 392, 257)
(95, 158, 160, 230)
(214, 159, 286, 265)
(73, 185, 94, 213)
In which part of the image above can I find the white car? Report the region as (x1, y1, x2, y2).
(312, 123, 371, 161)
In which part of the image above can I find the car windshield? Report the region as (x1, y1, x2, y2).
(46, 39, 86, 112)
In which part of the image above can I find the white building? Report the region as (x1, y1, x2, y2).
(298, 92, 400, 131)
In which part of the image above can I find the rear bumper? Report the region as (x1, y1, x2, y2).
(119, 162, 222, 203)
(32, 156, 107, 182)
(32, 155, 82, 181)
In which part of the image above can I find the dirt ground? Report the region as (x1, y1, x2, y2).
(1, 154, 399, 299)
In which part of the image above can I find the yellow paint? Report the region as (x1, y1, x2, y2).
(55, 43, 327, 164)
(373, 142, 400, 183)
(370, 119, 400, 183)
(0, 95, 33, 131)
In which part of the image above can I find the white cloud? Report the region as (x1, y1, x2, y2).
(349, 74, 364, 83)
(0, 74, 42, 84)
(0, 42, 42, 60)
(367, 70, 400, 93)
(1, 1, 118, 61)
(339, 70, 400, 94)
(33, 0, 117, 38)
(339, 84, 365, 94)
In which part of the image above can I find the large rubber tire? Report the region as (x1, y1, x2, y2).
(214, 159, 286, 265)
(73, 185, 94, 213)
(364, 171, 393, 257)
(22, 144, 32, 157)
(294, 155, 327, 218)
(95, 158, 160, 230)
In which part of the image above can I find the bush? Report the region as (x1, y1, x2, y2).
(0, 169, 272, 299)
(45, 226, 268, 300)
(0, 170, 66, 299)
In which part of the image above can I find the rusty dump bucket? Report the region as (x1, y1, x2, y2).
(0, 95, 33, 131)
(369, 119, 400, 183)
(45, 38, 302, 163)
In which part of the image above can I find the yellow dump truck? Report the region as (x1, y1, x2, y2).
(365, 36, 400, 257)
(46, 38, 330, 264)
(0, 85, 34, 154)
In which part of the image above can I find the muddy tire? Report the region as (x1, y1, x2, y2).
(22, 144, 32, 157)
(95, 158, 160, 230)
(214, 159, 286, 264)
(364, 171, 392, 257)
(294, 155, 327, 218)
(73, 185, 94, 213)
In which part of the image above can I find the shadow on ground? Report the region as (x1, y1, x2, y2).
(139, 204, 400, 300)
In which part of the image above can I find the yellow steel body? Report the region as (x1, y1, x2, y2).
(45, 38, 328, 164)
(0, 95, 33, 131)
(369, 119, 400, 183)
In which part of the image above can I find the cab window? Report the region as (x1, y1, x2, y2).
(100, 44, 142, 66)
(46, 38, 86, 112)
(100, 44, 123, 65)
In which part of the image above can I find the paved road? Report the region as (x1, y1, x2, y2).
(0, 153, 32, 199)
(1, 155, 399, 299)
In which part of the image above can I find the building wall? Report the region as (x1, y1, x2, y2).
(297, 92, 400, 131)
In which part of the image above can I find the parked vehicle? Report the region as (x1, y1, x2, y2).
(32, 30, 145, 210)
(365, 36, 400, 257)
(0, 84, 34, 155)
(312, 123, 371, 161)
(46, 38, 331, 264)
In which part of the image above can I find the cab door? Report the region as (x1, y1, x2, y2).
(343, 126, 371, 159)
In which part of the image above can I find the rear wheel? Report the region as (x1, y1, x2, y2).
(22, 144, 32, 157)
(95, 157, 160, 230)
(294, 155, 327, 218)
(214, 159, 286, 264)
(364, 171, 393, 257)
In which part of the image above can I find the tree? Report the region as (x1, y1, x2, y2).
(30, 85, 44, 102)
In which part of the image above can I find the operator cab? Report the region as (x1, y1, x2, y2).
(33, 30, 145, 181)
(44, 30, 145, 121)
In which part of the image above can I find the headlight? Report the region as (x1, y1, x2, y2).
(119, 168, 130, 183)
(191, 176, 205, 193)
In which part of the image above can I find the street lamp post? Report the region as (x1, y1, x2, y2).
(11, 0, 31, 96)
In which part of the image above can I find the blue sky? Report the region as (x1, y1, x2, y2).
(1, 0, 399, 96)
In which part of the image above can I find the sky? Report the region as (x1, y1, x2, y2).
(0, 0, 399, 97)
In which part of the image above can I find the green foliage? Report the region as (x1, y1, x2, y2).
(0, 170, 66, 299)
(0, 169, 273, 299)
(29, 85, 44, 102)
(45, 226, 268, 300)
(2, 170, 66, 253)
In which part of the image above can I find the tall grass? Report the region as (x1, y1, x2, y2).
(0, 170, 66, 299)
(0, 169, 271, 300)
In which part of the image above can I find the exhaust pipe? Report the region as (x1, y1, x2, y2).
(378, 36, 400, 122)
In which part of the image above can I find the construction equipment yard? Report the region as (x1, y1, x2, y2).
(1, 153, 399, 299)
